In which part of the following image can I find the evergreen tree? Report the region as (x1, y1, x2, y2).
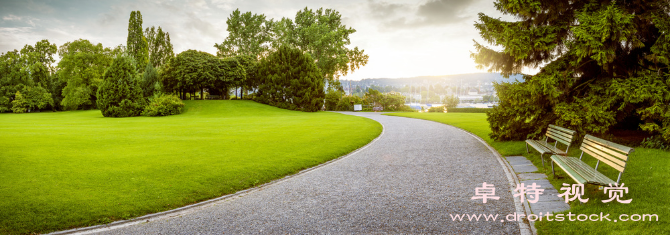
(256, 45, 324, 112)
(97, 56, 146, 117)
(127, 11, 149, 73)
(473, 0, 670, 141)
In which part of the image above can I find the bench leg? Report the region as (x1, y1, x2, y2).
(551, 160, 556, 178)
(525, 143, 529, 153)
(540, 153, 546, 168)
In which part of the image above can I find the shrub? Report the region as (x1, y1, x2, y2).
(141, 93, 185, 116)
(427, 106, 445, 112)
(11, 84, 54, 113)
(447, 108, 489, 113)
(96, 56, 146, 117)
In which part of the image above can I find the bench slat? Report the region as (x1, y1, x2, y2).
(548, 126, 575, 140)
(584, 135, 634, 154)
(549, 124, 577, 135)
(580, 146, 626, 172)
(552, 155, 617, 186)
(551, 156, 588, 184)
(582, 138, 629, 161)
(526, 140, 552, 155)
(547, 129, 573, 145)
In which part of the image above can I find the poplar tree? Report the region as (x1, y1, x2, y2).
(127, 11, 149, 72)
(473, 0, 670, 142)
(145, 26, 174, 68)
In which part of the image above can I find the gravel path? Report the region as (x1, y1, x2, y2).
(91, 112, 521, 234)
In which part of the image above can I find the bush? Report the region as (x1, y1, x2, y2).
(141, 93, 184, 116)
(11, 85, 54, 113)
(96, 56, 146, 117)
(336, 95, 363, 111)
(447, 108, 489, 113)
(427, 106, 445, 112)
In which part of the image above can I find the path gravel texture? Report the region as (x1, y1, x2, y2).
(92, 112, 521, 234)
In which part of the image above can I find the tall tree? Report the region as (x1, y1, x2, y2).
(127, 11, 149, 72)
(280, 7, 369, 82)
(256, 45, 324, 112)
(214, 7, 369, 85)
(214, 9, 273, 58)
(145, 26, 174, 68)
(473, 0, 670, 141)
(57, 39, 114, 110)
(97, 55, 146, 117)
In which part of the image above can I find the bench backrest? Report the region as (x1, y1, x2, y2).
(580, 135, 634, 175)
(546, 124, 576, 146)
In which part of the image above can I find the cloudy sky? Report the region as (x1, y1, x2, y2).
(0, 0, 525, 80)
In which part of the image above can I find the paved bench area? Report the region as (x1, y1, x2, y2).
(506, 156, 570, 214)
(87, 112, 522, 234)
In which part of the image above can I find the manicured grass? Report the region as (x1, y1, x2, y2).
(0, 100, 382, 234)
(385, 112, 669, 234)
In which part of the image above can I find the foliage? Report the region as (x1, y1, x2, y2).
(214, 9, 273, 58)
(375, 92, 408, 111)
(640, 135, 670, 151)
(161, 50, 244, 100)
(0, 40, 58, 112)
(127, 11, 149, 72)
(141, 93, 184, 116)
(10, 85, 53, 113)
(446, 108, 489, 113)
(96, 56, 146, 117)
(57, 39, 115, 110)
(0, 100, 381, 234)
(215, 7, 368, 82)
(276, 7, 369, 81)
(442, 94, 459, 108)
(141, 63, 160, 98)
(427, 106, 445, 113)
(325, 88, 343, 111)
(336, 95, 363, 111)
(473, 0, 670, 142)
(144, 26, 174, 68)
(255, 45, 324, 112)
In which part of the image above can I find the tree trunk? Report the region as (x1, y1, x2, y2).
(201, 87, 204, 100)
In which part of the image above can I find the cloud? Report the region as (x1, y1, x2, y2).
(3, 14, 37, 26)
(211, 0, 236, 11)
(368, 0, 477, 29)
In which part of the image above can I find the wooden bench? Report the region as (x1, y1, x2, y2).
(525, 124, 576, 167)
(551, 135, 634, 186)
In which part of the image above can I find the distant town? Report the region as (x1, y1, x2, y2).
(341, 73, 523, 108)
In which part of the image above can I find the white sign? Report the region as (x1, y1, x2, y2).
(354, 104, 362, 111)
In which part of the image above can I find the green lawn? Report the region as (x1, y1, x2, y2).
(385, 112, 669, 234)
(0, 100, 382, 234)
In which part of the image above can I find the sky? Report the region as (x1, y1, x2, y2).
(0, 0, 530, 80)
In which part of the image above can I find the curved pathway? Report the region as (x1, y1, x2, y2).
(87, 112, 523, 234)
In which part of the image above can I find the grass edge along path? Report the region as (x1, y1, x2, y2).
(384, 112, 669, 235)
(0, 100, 382, 234)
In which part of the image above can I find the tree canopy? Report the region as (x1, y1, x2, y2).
(161, 50, 244, 100)
(144, 26, 174, 68)
(57, 39, 117, 110)
(214, 7, 368, 84)
(255, 45, 324, 112)
(97, 55, 146, 117)
(473, 0, 670, 142)
(127, 11, 149, 72)
(214, 9, 273, 58)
